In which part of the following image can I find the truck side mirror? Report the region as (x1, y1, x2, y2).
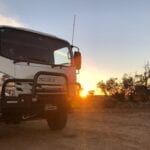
(74, 51, 81, 70)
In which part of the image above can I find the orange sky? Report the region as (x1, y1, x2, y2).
(77, 57, 107, 94)
(78, 69, 105, 95)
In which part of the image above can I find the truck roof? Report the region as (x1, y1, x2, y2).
(0, 25, 70, 46)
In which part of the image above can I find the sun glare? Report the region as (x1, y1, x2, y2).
(80, 89, 88, 98)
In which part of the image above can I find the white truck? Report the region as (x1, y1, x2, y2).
(0, 26, 81, 130)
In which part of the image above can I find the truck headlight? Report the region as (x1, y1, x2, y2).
(5, 83, 16, 96)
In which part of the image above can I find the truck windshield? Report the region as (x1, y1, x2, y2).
(0, 27, 71, 65)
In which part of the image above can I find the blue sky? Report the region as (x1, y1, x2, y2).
(0, 0, 150, 90)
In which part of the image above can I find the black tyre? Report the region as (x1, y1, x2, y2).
(46, 108, 68, 130)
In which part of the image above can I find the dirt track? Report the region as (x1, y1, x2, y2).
(0, 106, 150, 150)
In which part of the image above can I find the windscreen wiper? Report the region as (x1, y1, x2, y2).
(14, 58, 47, 64)
(28, 58, 47, 63)
(50, 63, 70, 68)
(13, 59, 29, 64)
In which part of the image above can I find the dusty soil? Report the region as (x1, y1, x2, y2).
(0, 100, 150, 150)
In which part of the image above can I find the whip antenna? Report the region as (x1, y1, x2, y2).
(72, 15, 76, 45)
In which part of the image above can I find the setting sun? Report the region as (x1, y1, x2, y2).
(77, 63, 107, 96)
(80, 89, 88, 98)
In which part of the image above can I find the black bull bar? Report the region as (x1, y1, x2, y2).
(0, 71, 69, 108)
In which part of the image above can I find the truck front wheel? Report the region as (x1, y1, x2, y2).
(46, 108, 68, 130)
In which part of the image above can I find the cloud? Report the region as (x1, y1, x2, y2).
(0, 15, 24, 27)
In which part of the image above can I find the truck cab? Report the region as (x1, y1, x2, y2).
(0, 26, 81, 130)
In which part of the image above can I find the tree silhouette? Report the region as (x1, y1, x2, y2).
(144, 62, 150, 87)
(105, 78, 118, 96)
(97, 62, 150, 102)
(97, 78, 120, 97)
(97, 80, 108, 96)
(122, 74, 133, 89)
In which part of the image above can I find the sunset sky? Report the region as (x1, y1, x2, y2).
(0, 0, 150, 91)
